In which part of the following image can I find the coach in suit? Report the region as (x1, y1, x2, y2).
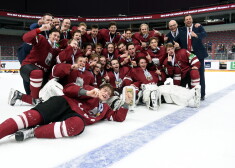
(165, 20, 180, 43)
(177, 15, 208, 100)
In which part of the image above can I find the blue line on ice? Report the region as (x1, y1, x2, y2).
(57, 83, 235, 168)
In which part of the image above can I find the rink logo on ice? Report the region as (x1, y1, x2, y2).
(205, 62, 211, 68)
(230, 62, 235, 70)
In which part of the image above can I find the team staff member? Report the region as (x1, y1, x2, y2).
(177, 15, 208, 100)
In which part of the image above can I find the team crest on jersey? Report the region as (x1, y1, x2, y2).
(45, 52, 53, 66)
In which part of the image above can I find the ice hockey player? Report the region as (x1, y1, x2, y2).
(0, 84, 131, 141)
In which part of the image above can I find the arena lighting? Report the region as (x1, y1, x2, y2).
(204, 18, 224, 23)
(118, 14, 127, 17)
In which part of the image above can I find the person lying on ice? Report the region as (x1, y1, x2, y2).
(0, 83, 131, 141)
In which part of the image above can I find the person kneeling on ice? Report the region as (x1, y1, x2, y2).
(0, 83, 131, 141)
(141, 83, 201, 110)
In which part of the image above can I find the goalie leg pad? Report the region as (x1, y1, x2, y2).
(188, 85, 201, 108)
(39, 78, 64, 102)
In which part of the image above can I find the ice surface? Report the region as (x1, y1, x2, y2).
(0, 72, 235, 168)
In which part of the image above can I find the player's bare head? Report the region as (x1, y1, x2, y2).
(138, 57, 148, 69)
(140, 23, 149, 34)
(111, 59, 120, 69)
(108, 22, 117, 34)
(99, 83, 114, 97)
(165, 43, 175, 55)
(149, 37, 159, 48)
(49, 30, 60, 42)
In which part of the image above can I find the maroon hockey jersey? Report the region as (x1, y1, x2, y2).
(163, 49, 201, 79)
(22, 29, 61, 72)
(56, 45, 83, 64)
(99, 29, 121, 46)
(52, 63, 95, 86)
(133, 30, 164, 46)
(63, 84, 128, 125)
(124, 67, 159, 88)
(106, 66, 130, 89)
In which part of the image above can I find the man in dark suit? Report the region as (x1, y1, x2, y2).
(177, 15, 208, 100)
(165, 20, 180, 43)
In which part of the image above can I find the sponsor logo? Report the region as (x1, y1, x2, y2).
(205, 62, 211, 68)
(230, 62, 235, 69)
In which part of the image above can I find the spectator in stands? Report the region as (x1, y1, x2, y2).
(231, 43, 235, 53)
(9, 24, 61, 106)
(220, 43, 225, 53)
(207, 41, 212, 52)
(177, 14, 208, 100)
(216, 44, 220, 53)
(60, 19, 72, 40)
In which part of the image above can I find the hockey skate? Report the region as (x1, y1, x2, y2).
(8, 89, 23, 106)
(15, 128, 35, 141)
(32, 98, 43, 106)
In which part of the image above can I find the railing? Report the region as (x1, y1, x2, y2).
(205, 52, 235, 60)
(0, 46, 18, 60)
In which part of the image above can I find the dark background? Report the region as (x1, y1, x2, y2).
(0, 0, 228, 17)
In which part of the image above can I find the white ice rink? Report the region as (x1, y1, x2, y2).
(0, 71, 235, 168)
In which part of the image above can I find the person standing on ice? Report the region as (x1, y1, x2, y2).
(8, 24, 61, 106)
(0, 84, 131, 141)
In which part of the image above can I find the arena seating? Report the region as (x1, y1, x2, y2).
(0, 34, 21, 59)
(203, 30, 235, 51)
